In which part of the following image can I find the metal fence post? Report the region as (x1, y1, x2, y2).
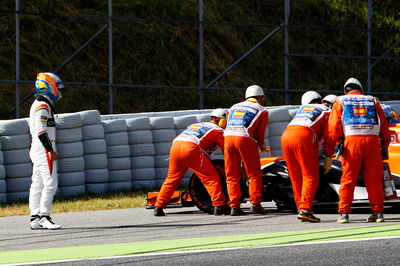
(199, 0, 205, 109)
(108, 0, 114, 114)
(284, 0, 290, 104)
(367, 0, 372, 92)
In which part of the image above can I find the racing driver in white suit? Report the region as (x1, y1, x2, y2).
(29, 72, 63, 230)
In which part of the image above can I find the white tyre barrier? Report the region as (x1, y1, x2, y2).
(131, 168, 155, 180)
(79, 110, 101, 125)
(106, 145, 130, 158)
(152, 129, 176, 143)
(269, 135, 283, 152)
(126, 117, 151, 130)
(268, 108, 292, 123)
(7, 191, 29, 201)
(0, 179, 6, 193)
(108, 157, 131, 170)
(59, 171, 85, 186)
(82, 139, 107, 154)
(3, 149, 30, 164)
(81, 124, 104, 140)
(108, 182, 131, 192)
(86, 183, 108, 194)
(0, 165, 6, 179)
(109, 169, 131, 182)
(56, 142, 84, 158)
(104, 132, 129, 146)
(131, 180, 155, 190)
(196, 114, 210, 123)
(58, 157, 85, 172)
(84, 154, 108, 169)
(102, 119, 127, 133)
(268, 121, 290, 136)
(55, 113, 82, 129)
(174, 115, 198, 129)
(154, 179, 165, 189)
(0, 134, 30, 150)
(0, 119, 29, 135)
(4, 163, 32, 178)
(130, 143, 155, 156)
(128, 130, 152, 144)
(130, 156, 154, 169)
(289, 108, 298, 118)
(150, 116, 174, 129)
(6, 177, 31, 193)
(154, 142, 172, 155)
(85, 168, 109, 183)
(155, 155, 170, 168)
(155, 167, 168, 180)
(56, 128, 83, 143)
(60, 185, 85, 197)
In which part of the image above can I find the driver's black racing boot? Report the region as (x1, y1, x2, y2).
(230, 206, 245, 216)
(214, 205, 230, 216)
(297, 209, 320, 223)
(154, 207, 165, 216)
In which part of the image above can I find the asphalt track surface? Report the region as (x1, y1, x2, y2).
(1, 202, 400, 265)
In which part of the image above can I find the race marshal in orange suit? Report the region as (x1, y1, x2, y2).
(224, 85, 269, 216)
(329, 78, 391, 223)
(154, 109, 229, 216)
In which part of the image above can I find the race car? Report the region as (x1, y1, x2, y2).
(187, 123, 400, 214)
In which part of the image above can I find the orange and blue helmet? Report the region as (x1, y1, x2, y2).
(35, 72, 63, 103)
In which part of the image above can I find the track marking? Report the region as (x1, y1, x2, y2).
(2, 224, 400, 265)
(11, 235, 400, 266)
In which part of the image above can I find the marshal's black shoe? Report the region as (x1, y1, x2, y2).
(154, 207, 165, 216)
(297, 209, 320, 223)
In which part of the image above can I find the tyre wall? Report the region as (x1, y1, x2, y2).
(0, 118, 31, 202)
(55, 113, 85, 197)
(2, 101, 398, 202)
(102, 119, 132, 191)
(80, 110, 109, 194)
(127, 117, 156, 190)
(151, 116, 177, 188)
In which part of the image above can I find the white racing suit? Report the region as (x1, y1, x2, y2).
(29, 99, 57, 217)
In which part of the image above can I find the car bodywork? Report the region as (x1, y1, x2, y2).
(186, 123, 400, 214)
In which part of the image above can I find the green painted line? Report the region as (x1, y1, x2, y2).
(1, 224, 400, 265)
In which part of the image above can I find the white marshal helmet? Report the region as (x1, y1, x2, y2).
(245, 85, 264, 99)
(344, 78, 363, 93)
(210, 108, 226, 119)
(322, 94, 338, 105)
(301, 91, 322, 105)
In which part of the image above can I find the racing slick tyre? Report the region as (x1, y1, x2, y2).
(261, 160, 296, 212)
(188, 159, 227, 214)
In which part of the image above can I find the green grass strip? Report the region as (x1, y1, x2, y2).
(2, 224, 400, 264)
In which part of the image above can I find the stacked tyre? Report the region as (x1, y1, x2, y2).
(0, 119, 31, 201)
(265, 108, 292, 157)
(80, 110, 109, 194)
(55, 113, 86, 197)
(195, 113, 211, 123)
(0, 140, 5, 202)
(127, 117, 156, 189)
(102, 119, 131, 191)
(150, 116, 177, 188)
